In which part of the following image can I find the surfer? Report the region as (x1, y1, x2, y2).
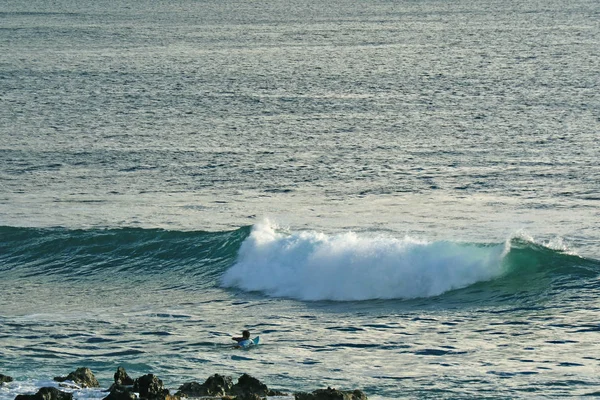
(232, 330, 251, 347)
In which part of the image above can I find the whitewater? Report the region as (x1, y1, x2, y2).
(1, 0, 600, 398)
(222, 222, 509, 301)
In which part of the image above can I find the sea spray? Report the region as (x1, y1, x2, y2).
(221, 222, 508, 301)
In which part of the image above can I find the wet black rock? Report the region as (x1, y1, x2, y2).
(176, 373, 286, 399)
(0, 374, 13, 384)
(236, 393, 263, 400)
(294, 387, 368, 400)
(174, 381, 203, 397)
(176, 374, 233, 397)
(133, 374, 170, 400)
(202, 373, 234, 396)
(102, 384, 137, 400)
(114, 367, 135, 386)
(232, 374, 269, 398)
(54, 367, 100, 388)
(269, 389, 288, 396)
(15, 387, 73, 400)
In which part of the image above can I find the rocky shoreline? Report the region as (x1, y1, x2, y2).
(1, 367, 368, 400)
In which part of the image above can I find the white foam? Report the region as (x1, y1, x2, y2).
(0, 379, 103, 400)
(221, 221, 507, 301)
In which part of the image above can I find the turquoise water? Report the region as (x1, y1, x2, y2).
(1, 226, 599, 399)
(1, 0, 599, 398)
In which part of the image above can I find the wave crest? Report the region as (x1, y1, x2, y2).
(221, 222, 508, 301)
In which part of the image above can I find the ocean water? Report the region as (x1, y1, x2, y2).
(1, 0, 599, 398)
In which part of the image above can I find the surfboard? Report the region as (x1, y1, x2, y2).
(238, 336, 260, 348)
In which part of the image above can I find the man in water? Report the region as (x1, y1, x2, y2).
(232, 330, 251, 347)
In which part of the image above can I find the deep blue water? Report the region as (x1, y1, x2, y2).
(1, 0, 599, 398)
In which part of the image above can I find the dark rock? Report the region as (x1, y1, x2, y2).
(0, 373, 13, 384)
(236, 394, 263, 400)
(15, 387, 73, 400)
(133, 374, 169, 400)
(105, 383, 126, 393)
(232, 374, 269, 398)
(176, 373, 285, 399)
(349, 390, 368, 400)
(176, 374, 233, 397)
(102, 384, 137, 400)
(175, 381, 203, 397)
(202, 374, 234, 396)
(268, 388, 288, 396)
(54, 367, 100, 388)
(114, 367, 135, 386)
(294, 387, 368, 400)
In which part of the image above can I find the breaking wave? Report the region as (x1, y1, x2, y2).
(1, 223, 597, 302)
(221, 222, 599, 301)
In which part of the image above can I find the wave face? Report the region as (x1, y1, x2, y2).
(2, 224, 598, 303)
(221, 223, 600, 302)
(0, 225, 249, 288)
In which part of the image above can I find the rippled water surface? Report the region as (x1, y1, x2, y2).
(1, 0, 599, 398)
